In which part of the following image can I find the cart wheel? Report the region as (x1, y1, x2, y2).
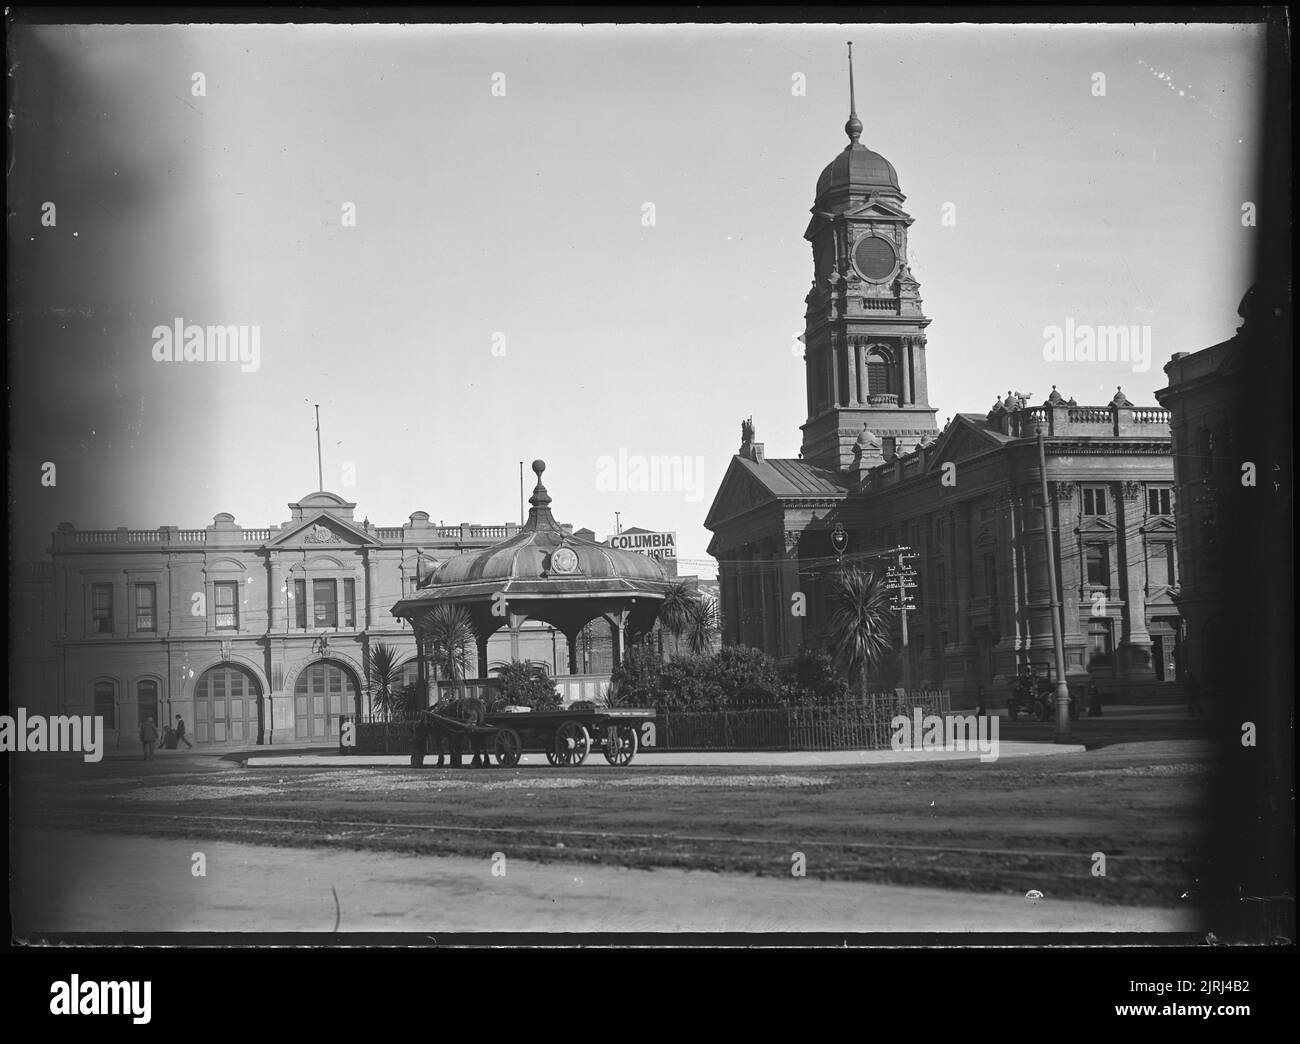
(553, 721, 591, 766)
(494, 728, 522, 767)
(544, 749, 560, 766)
(602, 724, 638, 766)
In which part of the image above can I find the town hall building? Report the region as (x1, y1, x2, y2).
(706, 71, 1183, 709)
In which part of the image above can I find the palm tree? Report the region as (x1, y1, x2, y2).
(416, 603, 477, 701)
(684, 595, 721, 656)
(657, 580, 695, 656)
(366, 641, 407, 723)
(824, 566, 895, 710)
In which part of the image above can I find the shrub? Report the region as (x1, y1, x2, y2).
(779, 649, 850, 705)
(493, 660, 562, 710)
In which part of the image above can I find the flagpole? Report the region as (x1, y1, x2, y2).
(315, 404, 323, 491)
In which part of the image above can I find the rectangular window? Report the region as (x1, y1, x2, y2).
(294, 579, 307, 629)
(214, 582, 239, 630)
(1082, 486, 1108, 516)
(1148, 542, 1175, 588)
(982, 553, 998, 598)
(91, 583, 114, 634)
(1088, 622, 1113, 663)
(314, 579, 338, 628)
(134, 583, 156, 632)
(344, 578, 356, 628)
(1146, 486, 1173, 516)
(94, 682, 116, 729)
(1085, 543, 1109, 592)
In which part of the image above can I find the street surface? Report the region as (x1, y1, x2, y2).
(15, 830, 1203, 934)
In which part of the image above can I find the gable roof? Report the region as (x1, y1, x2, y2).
(918, 414, 1013, 474)
(704, 455, 849, 530)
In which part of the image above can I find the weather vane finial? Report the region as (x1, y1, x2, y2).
(845, 41, 863, 146)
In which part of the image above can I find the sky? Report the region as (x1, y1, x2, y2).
(9, 21, 1265, 576)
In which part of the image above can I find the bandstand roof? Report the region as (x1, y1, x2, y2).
(390, 460, 672, 624)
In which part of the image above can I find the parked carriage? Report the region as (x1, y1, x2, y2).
(1004, 661, 1079, 721)
(408, 699, 655, 768)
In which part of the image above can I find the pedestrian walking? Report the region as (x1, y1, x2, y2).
(175, 715, 193, 749)
(140, 716, 159, 761)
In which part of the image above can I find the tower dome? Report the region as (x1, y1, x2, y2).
(816, 145, 900, 199)
(814, 41, 901, 206)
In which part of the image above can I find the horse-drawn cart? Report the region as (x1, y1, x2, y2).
(1004, 661, 1079, 722)
(409, 701, 656, 769)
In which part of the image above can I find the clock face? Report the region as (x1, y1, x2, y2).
(853, 235, 897, 282)
(551, 547, 579, 574)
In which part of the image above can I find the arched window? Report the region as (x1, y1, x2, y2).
(136, 680, 159, 730)
(865, 346, 895, 397)
(93, 681, 117, 729)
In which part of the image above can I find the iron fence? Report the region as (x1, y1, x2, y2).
(659, 689, 950, 752)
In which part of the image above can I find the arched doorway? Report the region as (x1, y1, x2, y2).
(294, 660, 360, 741)
(194, 665, 264, 745)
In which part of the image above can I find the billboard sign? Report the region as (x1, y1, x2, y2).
(609, 531, 677, 560)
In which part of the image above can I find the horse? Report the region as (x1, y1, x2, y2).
(410, 696, 493, 768)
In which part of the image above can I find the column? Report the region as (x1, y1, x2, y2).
(508, 611, 526, 663)
(362, 551, 373, 630)
(992, 487, 1022, 676)
(609, 613, 626, 669)
(1052, 483, 1085, 671)
(780, 536, 805, 655)
(829, 341, 841, 407)
(912, 337, 930, 407)
(268, 557, 282, 633)
(1116, 482, 1154, 686)
(899, 338, 913, 405)
(846, 339, 859, 405)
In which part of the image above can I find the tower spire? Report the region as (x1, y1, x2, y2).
(845, 41, 863, 146)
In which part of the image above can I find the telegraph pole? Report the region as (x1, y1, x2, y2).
(1037, 420, 1072, 738)
(886, 546, 919, 696)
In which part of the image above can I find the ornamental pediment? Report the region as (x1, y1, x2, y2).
(1076, 515, 1118, 534)
(923, 419, 1002, 472)
(268, 512, 377, 548)
(844, 199, 909, 220)
(704, 459, 780, 530)
(1140, 516, 1178, 535)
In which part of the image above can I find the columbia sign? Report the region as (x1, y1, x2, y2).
(609, 531, 677, 560)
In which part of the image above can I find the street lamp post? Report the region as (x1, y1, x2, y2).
(1036, 420, 1072, 738)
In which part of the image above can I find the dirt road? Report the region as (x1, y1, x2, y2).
(14, 830, 1205, 935)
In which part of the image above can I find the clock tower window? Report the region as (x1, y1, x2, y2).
(865, 347, 895, 397)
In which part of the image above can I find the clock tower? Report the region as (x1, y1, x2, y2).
(800, 44, 938, 471)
